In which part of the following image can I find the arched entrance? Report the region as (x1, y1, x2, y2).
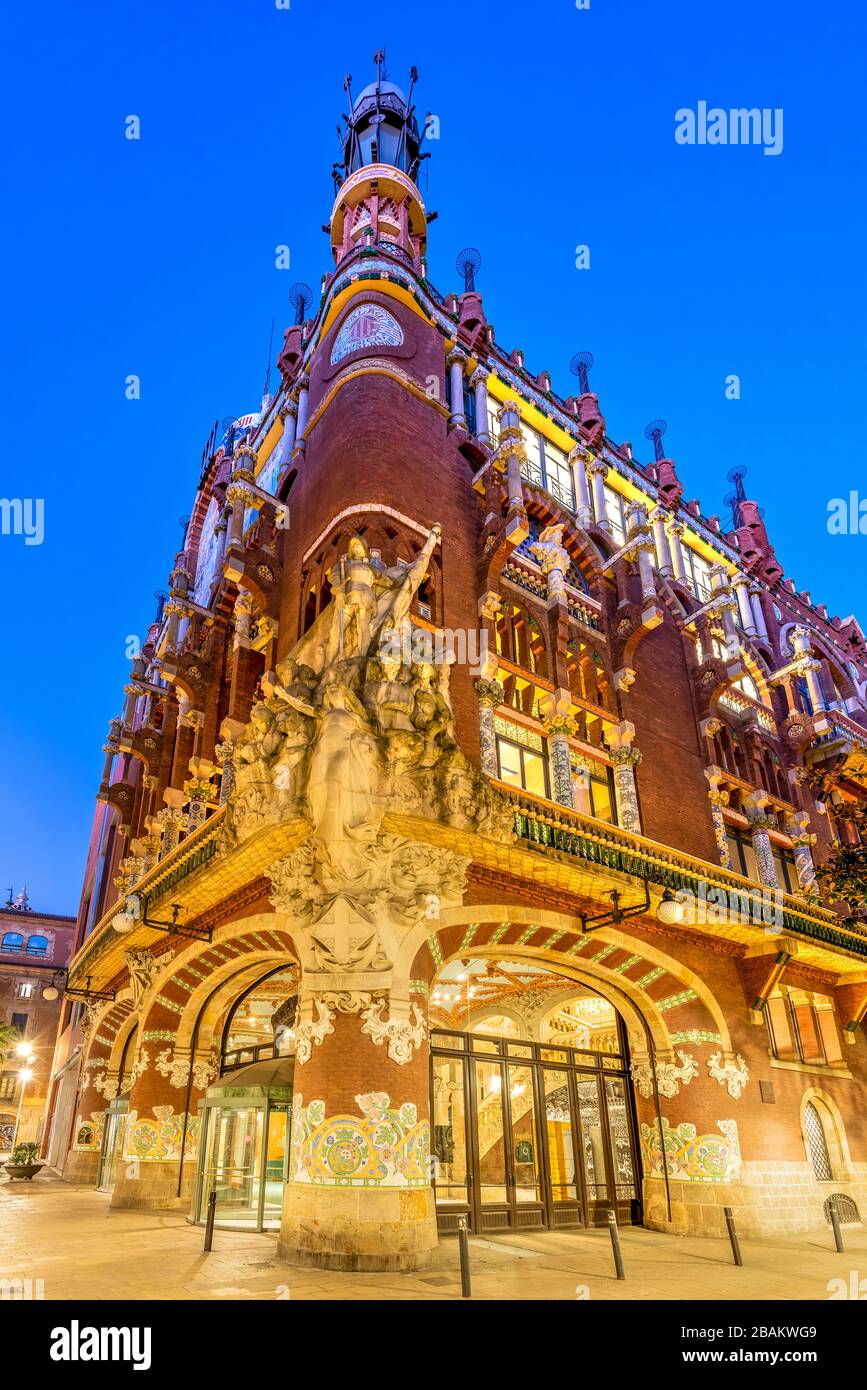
(429, 955, 641, 1234)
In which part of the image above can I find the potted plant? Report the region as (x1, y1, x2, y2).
(5, 1141, 44, 1180)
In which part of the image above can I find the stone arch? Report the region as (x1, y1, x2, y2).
(411, 904, 733, 1058)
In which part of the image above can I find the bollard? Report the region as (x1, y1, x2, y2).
(203, 1188, 217, 1252)
(457, 1214, 472, 1298)
(829, 1202, 845, 1254)
(724, 1205, 743, 1266)
(607, 1208, 625, 1280)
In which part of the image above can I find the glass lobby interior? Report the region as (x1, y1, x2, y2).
(429, 957, 640, 1233)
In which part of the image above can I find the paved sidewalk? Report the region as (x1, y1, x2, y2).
(1, 1172, 864, 1301)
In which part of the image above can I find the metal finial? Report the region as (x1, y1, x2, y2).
(289, 282, 314, 326)
(644, 418, 668, 461)
(570, 351, 594, 395)
(455, 247, 482, 293)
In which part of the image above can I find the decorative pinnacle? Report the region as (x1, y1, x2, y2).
(570, 351, 594, 395)
(455, 247, 482, 294)
(644, 418, 668, 462)
(288, 282, 314, 327)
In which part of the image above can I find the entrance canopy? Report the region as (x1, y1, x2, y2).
(204, 1056, 294, 1102)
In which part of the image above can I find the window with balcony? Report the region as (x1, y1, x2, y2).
(726, 829, 797, 892)
(26, 935, 48, 957)
(1, 933, 23, 954)
(571, 754, 617, 824)
(765, 986, 844, 1067)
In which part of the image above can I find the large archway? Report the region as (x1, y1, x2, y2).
(428, 951, 643, 1235)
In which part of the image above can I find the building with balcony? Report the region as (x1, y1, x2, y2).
(0, 888, 75, 1153)
(50, 60, 867, 1271)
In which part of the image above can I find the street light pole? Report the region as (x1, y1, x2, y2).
(11, 1043, 34, 1151)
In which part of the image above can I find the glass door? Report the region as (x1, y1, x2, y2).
(198, 1105, 264, 1228)
(539, 1066, 583, 1227)
(96, 1099, 129, 1194)
(471, 1055, 511, 1232)
(262, 1104, 289, 1229)
(431, 1051, 472, 1229)
(573, 1075, 610, 1224)
(506, 1062, 545, 1229)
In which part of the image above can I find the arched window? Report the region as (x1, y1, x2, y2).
(26, 935, 48, 957)
(804, 1101, 833, 1181)
(1, 933, 23, 953)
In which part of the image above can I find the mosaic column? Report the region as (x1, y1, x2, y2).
(294, 374, 310, 452)
(625, 501, 657, 602)
(215, 718, 245, 804)
(786, 811, 819, 897)
(749, 582, 769, 642)
(540, 690, 576, 809)
(155, 804, 185, 858)
(605, 720, 642, 834)
(63, 1016, 110, 1185)
(704, 765, 732, 869)
(743, 792, 779, 888)
(475, 677, 504, 777)
(791, 626, 826, 714)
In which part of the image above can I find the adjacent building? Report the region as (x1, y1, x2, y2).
(49, 62, 867, 1271)
(0, 889, 74, 1153)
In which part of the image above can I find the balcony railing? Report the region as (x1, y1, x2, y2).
(496, 783, 867, 959)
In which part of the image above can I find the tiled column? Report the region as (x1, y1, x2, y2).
(294, 374, 310, 453)
(744, 792, 779, 888)
(704, 766, 732, 869)
(475, 677, 504, 777)
(540, 690, 576, 809)
(786, 811, 819, 897)
(605, 720, 642, 833)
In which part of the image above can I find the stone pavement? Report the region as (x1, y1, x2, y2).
(1, 1172, 864, 1301)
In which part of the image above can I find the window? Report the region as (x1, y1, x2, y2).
(15, 982, 35, 999)
(11, 1012, 28, 1035)
(766, 986, 843, 1066)
(571, 754, 617, 824)
(601, 485, 627, 543)
(496, 733, 548, 798)
(0, 1075, 18, 1101)
(516, 421, 575, 510)
(803, 1102, 833, 1181)
(26, 936, 48, 957)
(684, 548, 713, 602)
(1, 933, 23, 954)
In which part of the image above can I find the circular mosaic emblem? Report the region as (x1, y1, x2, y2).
(331, 303, 404, 365)
(324, 1128, 366, 1177)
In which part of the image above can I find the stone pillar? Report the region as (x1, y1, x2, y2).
(732, 573, 757, 635)
(625, 501, 656, 602)
(495, 400, 529, 545)
(540, 690, 576, 809)
(665, 517, 688, 585)
(475, 677, 504, 777)
(446, 348, 467, 430)
(744, 792, 779, 888)
(63, 1023, 109, 1185)
(470, 367, 490, 444)
(791, 626, 826, 714)
(111, 1034, 209, 1212)
(163, 601, 183, 657)
(294, 374, 310, 452)
(587, 457, 610, 532)
(704, 766, 732, 869)
(568, 445, 592, 527)
(280, 400, 298, 461)
(649, 506, 673, 578)
(225, 483, 252, 552)
(749, 582, 769, 642)
(786, 811, 819, 897)
(708, 564, 739, 654)
(215, 717, 245, 804)
(605, 720, 642, 834)
(233, 589, 256, 650)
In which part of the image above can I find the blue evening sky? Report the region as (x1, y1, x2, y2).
(1, 0, 864, 913)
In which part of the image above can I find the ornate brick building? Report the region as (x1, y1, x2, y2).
(0, 888, 74, 1153)
(52, 62, 867, 1271)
